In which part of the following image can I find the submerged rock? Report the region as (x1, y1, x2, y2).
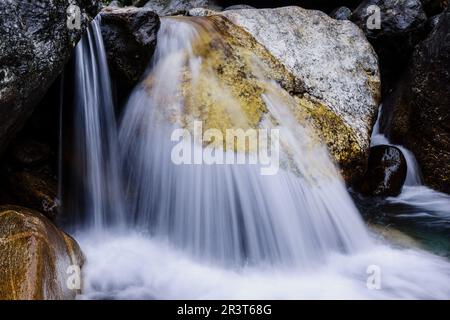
(368, 223, 423, 249)
(189, 7, 381, 183)
(0, 0, 98, 154)
(386, 6, 450, 193)
(100, 6, 160, 100)
(0, 206, 84, 300)
(356, 145, 407, 197)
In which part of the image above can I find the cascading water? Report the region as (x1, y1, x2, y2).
(118, 17, 371, 266)
(66, 17, 450, 299)
(65, 17, 125, 229)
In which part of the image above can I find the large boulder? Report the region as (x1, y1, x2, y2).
(189, 7, 380, 183)
(356, 145, 407, 197)
(0, 0, 99, 154)
(0, 206, 84, 299)
(100, 6, 160, 100)
(384, 6, 450, 193)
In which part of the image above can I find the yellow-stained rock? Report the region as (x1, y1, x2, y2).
(0, 206, 84, 300)
(144, 15, 373, 182)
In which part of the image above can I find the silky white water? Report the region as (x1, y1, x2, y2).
(118, 17, 371, 266)
(69, 17, 125, 229)
(68, 17, 450, 299)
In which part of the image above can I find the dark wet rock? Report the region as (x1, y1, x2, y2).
(351, 0, 427, 89)
(7, 171, 59, 220)
(0, 0, 99, 154)
(357, 145, 407, 197)
(100, 6, 160, 101)
(386, 6, 450, 193)
(133, 0, 149, 7)
(144, 0, 222, 16)
(330, 6, 352, 20)
(426, 13, 443, 32)
(12, 140, 52, 167)
(421, 0, 448, 16)
(0, 205, 83, 300)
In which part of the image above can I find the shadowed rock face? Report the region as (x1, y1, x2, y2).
(0, 206, 84, 300)
(189, 6, 381, 183)
(421, 0, 449, 16)
(356, 145, 407, 197)
(100, 6, 160, 101)
(351, 0, 428, 92)
(386, 6, 450, 194)
(6, 171, 58, 220)
(0, 0, 99, 154)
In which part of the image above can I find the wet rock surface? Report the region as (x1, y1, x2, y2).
(0, 206, 84, 300)
(7, 171, 59, 220)
(356, 145, 407, 197)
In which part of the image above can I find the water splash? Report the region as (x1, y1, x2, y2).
(77, 231, 450, 299)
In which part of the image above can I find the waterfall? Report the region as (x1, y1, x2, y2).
(66, 16, 450, 299)
(118, 17, 371, 266)
(64, 17, 125, 229)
